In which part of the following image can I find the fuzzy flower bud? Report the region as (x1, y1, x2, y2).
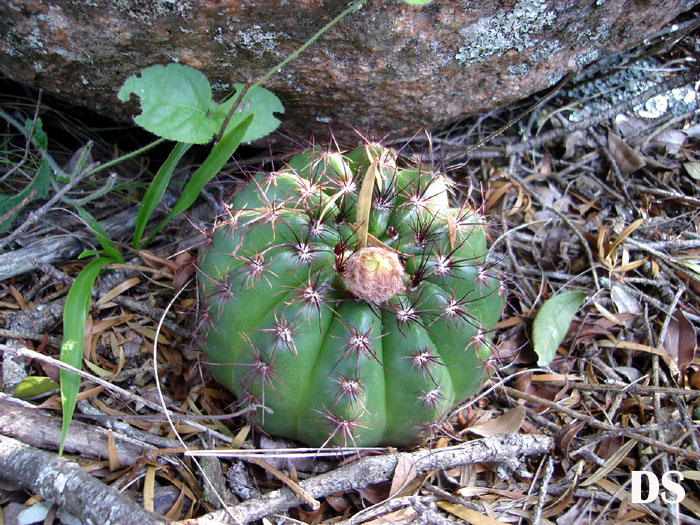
(343, 247, 405, 303)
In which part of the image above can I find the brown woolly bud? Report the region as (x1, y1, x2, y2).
(342, 247, 405, 303)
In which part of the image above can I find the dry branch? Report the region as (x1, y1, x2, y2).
(0, 205, 139, 281)
(0, 433, 166, 525)
(0, 392, 154, 466)
(503, 386, 700, 460)
(201, 433, 553, 524)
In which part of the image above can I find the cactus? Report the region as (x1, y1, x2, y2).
(197, 144, 504, 447)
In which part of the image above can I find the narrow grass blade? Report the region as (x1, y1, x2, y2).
(144, 115, 253, 246)
(133, 141, 191, 248)
(59, 256, 112, 454)
(76, 206, 124, 262)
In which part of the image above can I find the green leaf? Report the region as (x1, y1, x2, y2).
(133, 141, 192, 248)
(59, 256, 112, 455)
(0, 158, 50, 232)
(144, 114, 254, 246)
(403, 0, 433, 4)
(684, 162, 700, 181)
(214, 84, 284, 143)
(75, 206, 124, 263)
(532, 290, 586, 366)
(15, 376, 60, 399)
(118, 63, 218, 144)
(679, 259, 700, 282)
(24, 117, 48, 149)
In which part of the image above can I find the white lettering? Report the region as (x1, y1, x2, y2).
(631, 471, 658, 504)
(661, 471, 685, 504)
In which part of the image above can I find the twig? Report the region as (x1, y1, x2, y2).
(335, 494, 423, 525)
(152, 282, 243, 525)
(0, 344, 234, 444)
(652, 353, 680, 525)
(412, 497, 456, 525)
(626, 183, 700, 207)
(537, 380, 700, 398)
(459, 72, 576, 158)
(599, 277, 700, 324)
(502, 386, 699, 460)
(545, 485, 700, 525)
(199, 433, 553, 524)
(589, 129, 635, 205)
(0, 433, 166, 524)
(532, 455, 554, 525)
(0, 392, 156, 465)
(507, 169, 601, 290)
(247, 456, 321, 510)
(0, 205, 140, 280)
(455, 70, 697, 160)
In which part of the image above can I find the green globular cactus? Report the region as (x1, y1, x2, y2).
(197, 144, 505, 447)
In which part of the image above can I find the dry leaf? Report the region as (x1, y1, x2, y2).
(143, 464, 156, 512)
(608, 130, 646, 175)
(615, 114, 647, 137)
(554, 420, 585, 459)
(690, 369, 700, 390)
(107, 429, 121, 472)
(563, 130, 588, 158)
(357, 484, 390, 505)
(164, 485, 186, 520)
(611, 284, 642, 314)
(680, 493, 700, 520)
(437, 501, 507, 524)
(363, 506, 417, 524)
(580, 439, 637, 487)
(389, 455, 418, 498)
(355, 155, 382, 249)
(135, 249, 178, 273)
(466, 406, 526, 437)
(95, 277, 141, 307)
(663, 309, 697, 378)
(653, 128, 686, 154)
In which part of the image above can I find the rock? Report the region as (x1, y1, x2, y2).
(1, 0, 697, 141)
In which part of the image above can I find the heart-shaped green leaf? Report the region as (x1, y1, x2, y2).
(118, 63, 218, 144)
(215, 84, 284, 143)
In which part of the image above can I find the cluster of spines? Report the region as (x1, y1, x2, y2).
(197, 145, 503, 447)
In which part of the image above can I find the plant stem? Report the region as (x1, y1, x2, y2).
(252, 0, 366, 89)
(84, 137, 166, 178)
(216, 0, 367, 142)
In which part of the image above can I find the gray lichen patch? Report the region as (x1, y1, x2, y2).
(455, 0, 556, 67)
(236, 24, 282, 56)
(565, 56, 697, 122)
(113, 0, 193, 22)
(573, 47, 600, 69)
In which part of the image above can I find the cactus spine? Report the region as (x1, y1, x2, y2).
(197, 144, 504, 447)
